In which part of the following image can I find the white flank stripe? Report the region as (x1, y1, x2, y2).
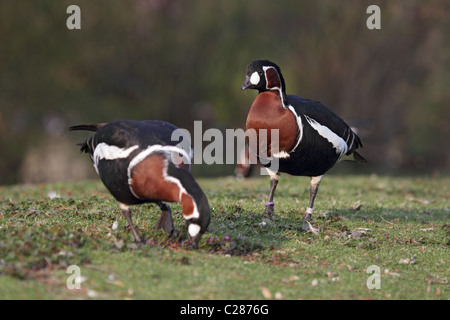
(348, 134, 355, 151)
(94, 143, 139, 162)
(345, 131, 351, 144)
(305, 116, 348, 157)
(93, 143, 139, 173)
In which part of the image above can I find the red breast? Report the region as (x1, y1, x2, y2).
(245, 91, 298, 157)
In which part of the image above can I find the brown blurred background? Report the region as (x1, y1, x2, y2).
(0, 0, 449, 185)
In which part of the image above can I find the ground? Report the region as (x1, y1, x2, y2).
(0, 174, 448, 299)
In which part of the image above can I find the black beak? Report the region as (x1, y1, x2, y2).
(186, 220, 205, 250)
(190, 234, 201, 249)
(191, 237, 200, 250)
(241, 76, 252, 90)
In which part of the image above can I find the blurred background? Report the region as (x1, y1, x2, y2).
(0, 0, 449, 185)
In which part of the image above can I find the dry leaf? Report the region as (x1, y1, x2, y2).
(407, 197, 430, 205)
(352, 201, 363, 211)
(289, 275, 299, 281)
(399, 256, 416, 265)
(426, 275, 448, 284)
(261, 287, 272, 299)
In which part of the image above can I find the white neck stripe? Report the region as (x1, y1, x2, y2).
(263, 66, 286, 109)
(124, 145, 199, 220)
(287, 106, 303, 152)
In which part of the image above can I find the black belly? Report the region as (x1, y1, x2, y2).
(262, 133, 341, 177)
(97, 158, 145, 205)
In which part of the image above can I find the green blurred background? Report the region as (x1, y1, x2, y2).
(0, 0, 449, 185)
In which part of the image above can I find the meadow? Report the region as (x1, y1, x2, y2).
(0, 174, 448, 300)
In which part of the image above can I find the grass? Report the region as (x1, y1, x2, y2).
(0, 173, 448, 300)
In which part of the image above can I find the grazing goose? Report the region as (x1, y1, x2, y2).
(69, 120, 210, 248)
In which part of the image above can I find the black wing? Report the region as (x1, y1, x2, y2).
(287, 95, 363, 156)
(93, 120, 181, 149)
(69, 120, 184, 156)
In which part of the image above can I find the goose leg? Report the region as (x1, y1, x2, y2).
(118, 202, 143, 243)
(155, 202, 176, 236)
(263, 170, 280, 217)
(305, 176, 322, 220)
(302, 176, 322, 235)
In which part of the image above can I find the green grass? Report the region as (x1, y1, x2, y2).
(0, 174, 448, 300)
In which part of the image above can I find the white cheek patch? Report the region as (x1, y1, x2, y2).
(250, 71, 260, 85)
(188, 224, 201, 238)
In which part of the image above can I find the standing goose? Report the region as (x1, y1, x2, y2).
(242, 60, 365, 233)
(69, 120, 210, 248)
